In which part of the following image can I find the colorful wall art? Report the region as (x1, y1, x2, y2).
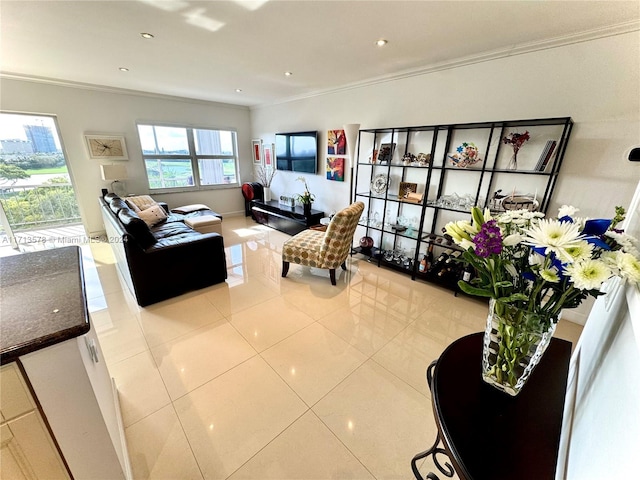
(327, 129, 346, 155)
(326, 157, 345, 182)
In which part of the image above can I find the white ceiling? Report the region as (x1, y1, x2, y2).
(1, 1, 639, 107)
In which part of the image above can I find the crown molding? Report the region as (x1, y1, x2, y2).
(0, 72, 250, 111)
(253, 20, 640, 110)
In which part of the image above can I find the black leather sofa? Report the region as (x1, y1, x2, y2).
(99, 193, 227, 306)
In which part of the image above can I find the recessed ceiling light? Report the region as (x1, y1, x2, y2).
(376, 39, 388, 47)
(140, 32, 154, 39)
(235, 88, 242, 93)
(119, 67, 129, 72)
(284, 71, 293, 76)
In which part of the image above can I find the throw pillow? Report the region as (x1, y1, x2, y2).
(126, 195, 158, 211)
(138, 204, 168, 227)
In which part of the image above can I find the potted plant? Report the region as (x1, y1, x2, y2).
(296, 176, 315, 215)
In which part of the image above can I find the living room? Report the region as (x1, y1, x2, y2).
(1, 1, 639, 479)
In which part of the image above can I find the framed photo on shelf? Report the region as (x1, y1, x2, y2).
(85, 134, 128, 160)
(378, 143, 395, 164)
(252, 139, 263, 165)
(399, 182, 417, 199)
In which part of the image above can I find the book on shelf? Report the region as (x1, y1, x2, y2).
(535, 140, 557, 172)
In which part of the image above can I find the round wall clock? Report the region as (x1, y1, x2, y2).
(371, 174, 389, 194)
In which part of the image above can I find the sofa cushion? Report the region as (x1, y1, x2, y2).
(138, 204, 168, 227)
(118, 209, 157, 249)
(172, 204, 210, 214)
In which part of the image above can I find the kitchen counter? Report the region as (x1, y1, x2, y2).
(0, 246, 90, 365)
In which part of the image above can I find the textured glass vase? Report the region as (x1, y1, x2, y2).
(482, 299, 558, 396)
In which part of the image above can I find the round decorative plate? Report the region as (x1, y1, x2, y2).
(371, 174, 389, 194)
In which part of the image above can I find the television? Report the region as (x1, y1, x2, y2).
(275, 131, 318, 174)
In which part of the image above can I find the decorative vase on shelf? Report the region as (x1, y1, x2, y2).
(482, 299, 558, 396)
(508, 152, 518, 170)
(264, 187, 271, 202)
(303, 203, 312, 216)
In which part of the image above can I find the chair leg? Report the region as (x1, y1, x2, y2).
(341, 261, 347, 271)
(282, 261, 290, 278)
(329, 269, 336, 285)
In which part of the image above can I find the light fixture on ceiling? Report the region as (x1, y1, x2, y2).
(235, 88, 242, 93)
(119, 67, 129, 72)
(376, 39, 388, 47)
(140, 32, 154, 39)
(284, 71, 293, 76)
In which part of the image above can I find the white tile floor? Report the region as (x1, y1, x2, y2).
(82, 215, 582, 480)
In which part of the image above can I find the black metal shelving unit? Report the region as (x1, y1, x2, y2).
(351, 117, 573, 291)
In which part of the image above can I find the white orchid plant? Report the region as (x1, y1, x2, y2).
(445, 204, 640, 328)
(295, 176, 315, 205)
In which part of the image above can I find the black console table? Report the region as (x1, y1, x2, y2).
(412, 332, 571, 480)
(251, 200, 325, 235)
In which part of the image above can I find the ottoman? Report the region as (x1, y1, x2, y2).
(184, 215, 223, 235)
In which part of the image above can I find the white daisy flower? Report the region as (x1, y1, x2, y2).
(605, 231, 640, 256)
(558, 205, 579, 218)
(564, 259, 612, 291)
(564, 240, 594, 263)
(540, 268, 560, 283)
(523, 219, 583, 262)
(502, 233, 524, 247)
(607, 251, 640, 284)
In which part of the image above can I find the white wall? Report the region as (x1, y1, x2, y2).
(0, 79, 252, 235)
(250, 31, 640, 323)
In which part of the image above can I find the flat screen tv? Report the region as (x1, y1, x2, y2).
(275, 131, 318, 174)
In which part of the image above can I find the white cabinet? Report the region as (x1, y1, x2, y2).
(0, 363, 69, 480)
(20, 326, 132, 480)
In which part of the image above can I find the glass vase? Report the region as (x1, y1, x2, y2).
(482, 299, 558, 396)
(263, 187, 271, 202)
(508, 152, 518, 170)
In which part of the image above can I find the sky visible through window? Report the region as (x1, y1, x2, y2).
(0, 113, 62, 152)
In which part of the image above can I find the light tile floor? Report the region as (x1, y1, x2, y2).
(83, 215, 582, 480)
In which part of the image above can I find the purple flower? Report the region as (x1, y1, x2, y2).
(473, 220, 503, 258)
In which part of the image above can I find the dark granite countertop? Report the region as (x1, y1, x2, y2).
(0, 246, 90, 365)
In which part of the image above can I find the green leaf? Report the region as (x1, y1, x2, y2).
(457, 281, 494, 297)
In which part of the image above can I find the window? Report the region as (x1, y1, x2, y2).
(137, 124, 239, 191)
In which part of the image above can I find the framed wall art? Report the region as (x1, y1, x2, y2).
(263, 143, 274, 168)
(85, 134, 128, 160)
(326, 157, 344, 182)
(252, 139, 263, 165)
(327, 129, 346, 155)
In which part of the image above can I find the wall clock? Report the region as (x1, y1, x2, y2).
(85, 134, 128, 160)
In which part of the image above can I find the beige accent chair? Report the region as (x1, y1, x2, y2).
(282, 202, 365, 285)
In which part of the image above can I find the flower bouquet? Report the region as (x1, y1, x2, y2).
(445, 205, 640, 395)
(502, 131, 530, 170)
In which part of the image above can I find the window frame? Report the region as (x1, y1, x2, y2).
(137, 122, 240, 193)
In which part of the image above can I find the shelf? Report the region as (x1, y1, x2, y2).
(352, 116, 572, 293)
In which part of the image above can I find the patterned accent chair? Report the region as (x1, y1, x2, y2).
(282, 202, 365, 285)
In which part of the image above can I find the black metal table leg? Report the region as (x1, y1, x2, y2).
(411, 360, 455, 480)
